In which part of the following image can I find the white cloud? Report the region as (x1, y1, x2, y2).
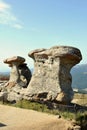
(31, 27, 40, 33)
(13, 23, 23, 29)
(0, 0, 10, 11)
(0, 0, 23, 29)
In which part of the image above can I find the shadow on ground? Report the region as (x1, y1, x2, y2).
(0, 123, 6, 127)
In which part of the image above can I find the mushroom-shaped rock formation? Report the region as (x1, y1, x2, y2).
(27, 46, 82, 103)
(4, 56, 31, 88)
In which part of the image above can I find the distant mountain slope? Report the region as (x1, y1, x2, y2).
(0, 64, 87, 91)
(0, 71, 10, 76)
(71, 64, 87, 90)
(0, 71, 10, 80)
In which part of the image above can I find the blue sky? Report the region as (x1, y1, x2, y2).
(0, 0, 87, 71)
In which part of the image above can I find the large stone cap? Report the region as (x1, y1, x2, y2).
(28, 48, 46, 59)
(31, 46, 82, 63)
(49, 46, 82, 61)
(4, 56, 25, 64)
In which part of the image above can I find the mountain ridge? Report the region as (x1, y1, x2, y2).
(71, 64, 87, 89)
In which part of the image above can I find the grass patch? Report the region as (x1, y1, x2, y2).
(13, 100, 60, 115)
(72, 93, 87, 105)
(75, 112, 87, 125)
(14, 100, 49, 112)
(61, 111, 75, 120)
(12, 100, 87, 118)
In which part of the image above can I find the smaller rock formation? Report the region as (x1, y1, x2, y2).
(1, 56, 32, 102)
(26, 46, 82, 103)
(4, 56, 25, 87)
(4, 56, 31, 88)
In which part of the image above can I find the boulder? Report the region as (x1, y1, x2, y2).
(7, 91, 22, 102)
(73, 125, 81, 130)
(0, 91, 8, 102)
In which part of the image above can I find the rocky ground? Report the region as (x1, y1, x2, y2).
(0, 104, 73, 130)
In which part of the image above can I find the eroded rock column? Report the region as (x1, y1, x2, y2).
(2, 56, 32, 102)
(4, 56, 25, 88)
(27, 46, 82, 103)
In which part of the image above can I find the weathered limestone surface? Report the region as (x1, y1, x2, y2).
(26, 46, 82, 103)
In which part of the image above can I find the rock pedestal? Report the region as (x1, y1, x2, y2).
(27, 46, 82, 103)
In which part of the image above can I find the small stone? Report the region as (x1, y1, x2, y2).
(67, 127, 73, 130)
(57, 115, 61, 119)
(73, 125, 81, 130)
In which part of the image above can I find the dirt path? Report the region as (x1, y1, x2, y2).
(0, 104, 72, 130)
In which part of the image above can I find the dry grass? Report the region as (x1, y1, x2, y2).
(72, 93, 87, 106)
